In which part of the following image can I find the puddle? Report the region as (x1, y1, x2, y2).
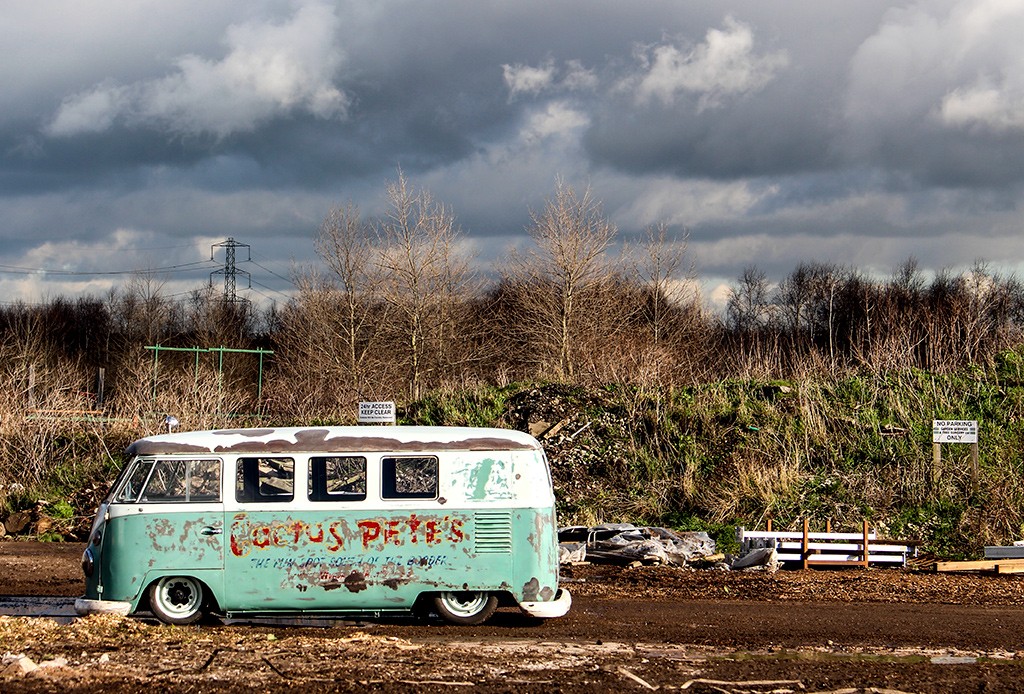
(931, 655, 979, 665)
(0, 596, 79, 622)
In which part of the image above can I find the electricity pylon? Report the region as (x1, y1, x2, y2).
(210, 237, 251, 302)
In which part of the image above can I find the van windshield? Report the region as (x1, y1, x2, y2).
(102, 459, 142, 504)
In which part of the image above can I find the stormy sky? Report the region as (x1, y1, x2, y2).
(4, 0, 1024, 308)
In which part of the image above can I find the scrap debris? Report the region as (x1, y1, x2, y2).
(932, 542, 1024, 573)
(558, 523, 718, 567)
(560, 520, 921, 572)
(935, 558, 1024, 574)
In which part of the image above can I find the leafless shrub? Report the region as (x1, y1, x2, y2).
(500, 179, 620, 380)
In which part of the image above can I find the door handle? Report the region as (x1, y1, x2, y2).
(200, 526, 223, 536)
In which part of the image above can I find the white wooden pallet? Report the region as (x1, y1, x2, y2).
(738, 522, 915, 568)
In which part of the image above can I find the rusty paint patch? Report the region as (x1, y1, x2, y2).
(211, 429, 277, 437)
(344, 571, 367, 593)
(125, 441, 211, 457)
(382, 577, 408, 590)
(126, 427, 538, 457)
(523, 577, 540, 602)
(522, 578, 555, 602)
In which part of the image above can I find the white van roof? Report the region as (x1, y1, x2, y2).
(126, 426, 541, 457)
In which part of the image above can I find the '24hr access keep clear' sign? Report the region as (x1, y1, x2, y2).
(932, 419, 978, 444)
(358, 401, 396, 424)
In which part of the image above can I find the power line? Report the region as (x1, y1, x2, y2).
(0, 260, 217, 276)
(248, 257, 294, 286)
(247, 285, 281, 304)
(0, 238, 296, 304)
(249, 277, 292, 301)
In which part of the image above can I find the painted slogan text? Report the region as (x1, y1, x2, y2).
(229, 513, 465, 558)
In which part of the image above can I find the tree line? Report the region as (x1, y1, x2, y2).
(3, 172, 1024, 426)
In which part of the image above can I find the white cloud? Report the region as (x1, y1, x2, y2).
(940, 81, 1024, 131)
(561, 60, 599, 92)
(520, 102, 590, 143)
(616, 177, 773, 228)
(633, 17, 788, 109)
(502, 58, 599, 100)
(848, 0, 1024, 133)
(45, 82, 130, 136)
(502, 61, 557, 97)
(45, 0, 347, 138)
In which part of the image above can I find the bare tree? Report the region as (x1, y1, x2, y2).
(184, 285, 256, 348)
(506, 179, 618, 379)
(109, 271, 176, 348)
(727, 265, 771, 334)
(725, 265, 779, 376)
(376, 171, 471, 400)
(775, 262, 843, 368)
(619, 221, 716, 385)
(314, 202, 382, 395)
(634, 222, 693, 346)
(270, 275, 358, 418)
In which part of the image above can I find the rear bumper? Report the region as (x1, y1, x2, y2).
(75, 597, 132, 617)
(519, 587, 571, 618)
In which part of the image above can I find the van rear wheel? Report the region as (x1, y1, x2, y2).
(433, 591, 498, 625)
(149, 576, 206, 625)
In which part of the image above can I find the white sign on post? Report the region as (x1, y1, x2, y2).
(359, 401, 396, 424)
(932, 419, 978, 444)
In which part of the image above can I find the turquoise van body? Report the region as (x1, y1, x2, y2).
(76, 426, 570, 625)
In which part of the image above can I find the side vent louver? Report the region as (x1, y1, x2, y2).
(473, 511, 512, 554)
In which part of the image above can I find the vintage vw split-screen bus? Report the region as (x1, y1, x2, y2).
(75, 426, 570, 625)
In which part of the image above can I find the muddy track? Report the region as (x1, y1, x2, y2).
(3, 541, 1024, 692)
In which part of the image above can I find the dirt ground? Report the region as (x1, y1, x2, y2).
(4, 541, 1024, 692)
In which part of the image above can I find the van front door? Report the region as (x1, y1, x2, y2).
(104, 457, 225, 609)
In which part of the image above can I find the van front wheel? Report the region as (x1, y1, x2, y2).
(149, 576, 206, 625)
(433, 591, 498, 625)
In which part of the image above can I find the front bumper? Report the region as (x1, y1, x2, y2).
(519, 587, 571, 618)
(75, 597, 132, 617)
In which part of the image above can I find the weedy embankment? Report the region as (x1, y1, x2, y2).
(5, 355, 1024, 559)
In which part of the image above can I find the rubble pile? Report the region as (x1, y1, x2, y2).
(559, 523, 719, 567)
(1, 482, 102, 541)
(504, 385, 637, 513)
(558, 523, 788, 571)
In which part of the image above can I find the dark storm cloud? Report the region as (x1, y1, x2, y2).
(583, 83, 838, 180)
(3, 0, 1024, 305)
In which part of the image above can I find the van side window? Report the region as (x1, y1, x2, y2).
(308, 456, 367, 501)
(188, 459, 221, 500)
(117, 459, 220, 503)
(382, 456, 438, 499)
(236, 457, 294, 502)
(145, 459, 188, 501)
